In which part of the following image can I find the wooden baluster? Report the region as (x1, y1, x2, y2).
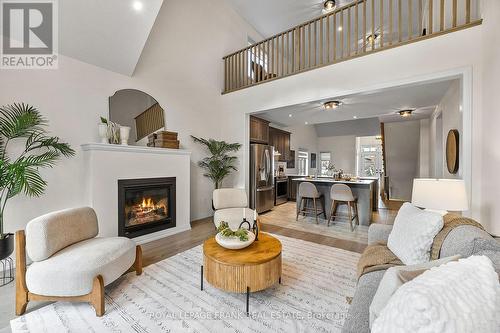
(293, 28, 298, 71)
(333, 12, 337, 60)
(253, 46, 257, 84)
(244, 49, 248, 86)
(355, 1, 359, 54)
(302, 25, 306, 69)
(347, 8, 351, 56)
(419, 0, 423, 36)
(380, 0, 384, 47)
(408, 0, 413, 40)
(452, 0, 457, 28)
(389, 0, 393, 45)
(281, 34, 284, 76)
(224, 58, 228, 92)
(271, 37, 275, 78)
(308, 23, 312, 68)
(466, 0, 471, 24)
(340, 9, 344, 58)
(237, 52, 240, 88)
(363, 0, 367, 52)
(371, 0, 375, 50)
(440, 0, 445, 31)
(327, 14, 331, 62)
(398, 0, 402, 42)
(429, 0, 433, 34)
(320, 17, 324, 65)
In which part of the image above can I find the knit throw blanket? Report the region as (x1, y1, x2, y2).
(357, 214, 484, 278)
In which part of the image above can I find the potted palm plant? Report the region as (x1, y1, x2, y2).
(191, 136, 241, 189)
(0, 103, 75, 260)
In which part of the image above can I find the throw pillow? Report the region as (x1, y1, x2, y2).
(372, 255, 500, 333)
(369, 255, 460, 329)
(387, 202, 444, 265)
(471, 237, 500, 277)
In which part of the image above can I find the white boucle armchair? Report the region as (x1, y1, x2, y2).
(212, 189, 259, 230)
(15, 207, 142, 317)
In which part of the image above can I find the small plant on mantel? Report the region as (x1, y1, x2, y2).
(191, 136, 241, 189)
(0, 103, 75, 258)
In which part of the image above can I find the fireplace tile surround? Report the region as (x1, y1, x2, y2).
(82, 143, 191, 244)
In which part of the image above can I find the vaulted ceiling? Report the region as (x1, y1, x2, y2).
(59, 0, 163, 75)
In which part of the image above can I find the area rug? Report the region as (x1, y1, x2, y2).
(11, 234, 360, 333)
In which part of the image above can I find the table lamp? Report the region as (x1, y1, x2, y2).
(411, 178, 469, 215)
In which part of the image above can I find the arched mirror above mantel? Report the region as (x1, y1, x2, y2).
(109, 89, 165, 144)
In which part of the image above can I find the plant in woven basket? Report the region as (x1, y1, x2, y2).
(217, 222, 249, 242)
(0, 103, 75, 240)
(191, 136, 241, 189)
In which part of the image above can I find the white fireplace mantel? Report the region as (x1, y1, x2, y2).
(82, 143, 191, 244)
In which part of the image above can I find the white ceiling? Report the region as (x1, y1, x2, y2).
(59, 0, 163, 76)
(225, 0, 355, 38)
(255, 79, 456, 127)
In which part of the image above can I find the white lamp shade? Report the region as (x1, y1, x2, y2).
(412, 179, 469, 211)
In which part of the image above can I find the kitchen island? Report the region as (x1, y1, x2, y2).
(292, 178, 377, 226)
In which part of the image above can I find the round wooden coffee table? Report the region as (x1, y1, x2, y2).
(201, 233, 282, 315)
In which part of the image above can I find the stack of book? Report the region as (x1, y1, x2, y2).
(147, 131, 179, 149)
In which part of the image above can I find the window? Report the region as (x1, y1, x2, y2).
(297, 151, 308, 176)
(320, 152, 331, 176)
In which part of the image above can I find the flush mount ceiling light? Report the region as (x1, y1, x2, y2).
(132, 1, 143, 11)
(366, 33, 379, 44)
(323, 0, 336, 12)
(323, 100, 342, 110)
(398, 109, 414, 117)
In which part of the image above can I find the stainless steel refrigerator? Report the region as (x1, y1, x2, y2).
(250, 144, 275, 213)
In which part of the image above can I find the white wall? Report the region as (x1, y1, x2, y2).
(428, 80, 462, 178)
(384, 120, 421, 201)
(419, 119, 431, 177)
(317, 136, 357, 174)
(0, 0, 262, 234)
(282, 124, 319, 175)
(480, 0, 500, 235)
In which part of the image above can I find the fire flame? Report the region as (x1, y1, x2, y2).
(141, 197, 155, 209)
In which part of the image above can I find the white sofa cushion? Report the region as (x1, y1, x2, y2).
(26, 207, 99, 262)
(372, 256, 500, 333)
(213, 208, 256, 230)
(369, 255, 460, 329)
(213, 189, 247, 210)
(387, 203, 443, 265)
(26, 237, 136, 296)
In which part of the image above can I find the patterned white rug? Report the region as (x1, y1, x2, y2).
(11, 234, 360, 333)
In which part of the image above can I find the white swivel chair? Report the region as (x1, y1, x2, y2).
(329, 184, 359, 231)
(213, 189, 257, 230)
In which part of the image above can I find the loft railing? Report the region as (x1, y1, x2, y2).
(222, 0, 481, 94)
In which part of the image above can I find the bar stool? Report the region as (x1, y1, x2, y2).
(328, 184, 359, 231)
(296, 182, 326, 223)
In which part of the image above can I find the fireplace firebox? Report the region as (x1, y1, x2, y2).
(118, 177, 176, 238)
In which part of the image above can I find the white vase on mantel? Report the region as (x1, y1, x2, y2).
(98, 123, 108, 144)
(120, 126, 131, 145)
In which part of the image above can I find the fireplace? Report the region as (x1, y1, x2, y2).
(118, 177, 176, 238)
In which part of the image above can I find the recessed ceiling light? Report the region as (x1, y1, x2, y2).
(323, 0, 336, 12)
(132, 1, 143, 11)
(305, 121, 309, 125)
(338, 26, 343, 32)
(323, 100, 342, 110)
(398, 109, 414, 117)
(289, 114, 293, 118)
(353, 116, 358, 119)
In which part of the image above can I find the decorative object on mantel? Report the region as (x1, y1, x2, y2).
(120, 126, 131, 145)
(446, 129, 459, 174)
(215, 221, 255, 250)
(191, 136, 242, 189)
(0, 103, 75, 264)
(100, 117, 120, 144)
(98, 123, 107, 144)
(147, 130, 179, 149)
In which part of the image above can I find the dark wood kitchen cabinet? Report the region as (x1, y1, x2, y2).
(250, 116, 269, 144)
(269, 127, 290, 162)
